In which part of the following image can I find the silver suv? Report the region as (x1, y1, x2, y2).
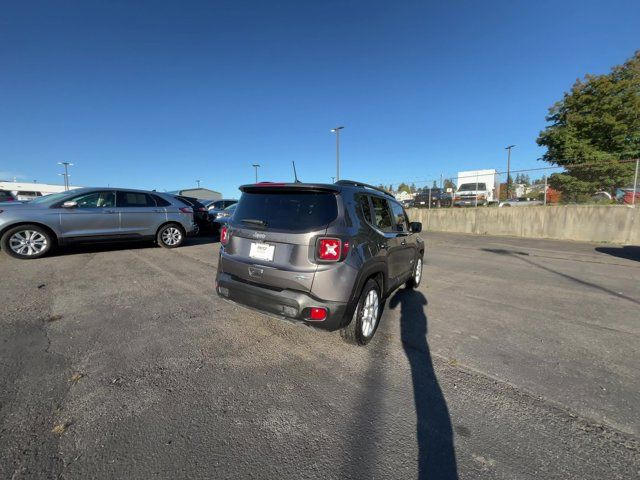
(0, 187, 196, 259)
(216, 180, 424, 345)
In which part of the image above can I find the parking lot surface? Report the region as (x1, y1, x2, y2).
(1, 232, 639, 479)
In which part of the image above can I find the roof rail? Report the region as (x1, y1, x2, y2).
(335, 180, 395, 198)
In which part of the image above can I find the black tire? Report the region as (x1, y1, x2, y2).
(157, 223, 185, 249)
(341, 278, 383, 346)
(1, 224, 53, 259)
(406, 255, 423, 289)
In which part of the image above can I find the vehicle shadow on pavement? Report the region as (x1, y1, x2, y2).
(595, 245, 640, 262)
(48, 235, 218, 257)
(389, 288, 459, 480)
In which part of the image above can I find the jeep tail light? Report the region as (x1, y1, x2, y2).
(179, 207, 193, 214)
(309, 307, 327, 321)
(198, 207, 207, 212)
(317, 238, 341, 262)
(220, 226, 229, 245)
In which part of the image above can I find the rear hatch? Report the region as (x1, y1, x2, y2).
(221, 184, 340, 293)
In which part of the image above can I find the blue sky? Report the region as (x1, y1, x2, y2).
(1, 1, 639, 197)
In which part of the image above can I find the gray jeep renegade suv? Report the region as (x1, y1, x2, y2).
(215, 180, 424, 345)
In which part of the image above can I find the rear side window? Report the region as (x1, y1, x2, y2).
(152, 195, 171, 207)
(117, 192, 155, 207)
(371, 196, 393, 232)
(234, 191, 338, 231)
(0, 191, 15, 201)
(175, 196, 194, 206)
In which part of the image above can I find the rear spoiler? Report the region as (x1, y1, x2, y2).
(239, 182, 340, 194)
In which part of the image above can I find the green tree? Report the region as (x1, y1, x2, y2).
(432, 180, 437, 189)
(537, 51, 640, 199)
(397, 182, 411, 194)
(443, 179, 456, 190)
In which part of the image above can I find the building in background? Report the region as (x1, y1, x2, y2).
(0, 181, 82, 200)
(167, 188, 222, 201)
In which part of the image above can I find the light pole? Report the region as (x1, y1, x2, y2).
(331, 126, 344, 181)
(252, 164, 261, 183)
(58, 162, 73, 191)
(196, 180, 201, 188)
(331, 176, 335, 183)
(505, 145, 515, 198)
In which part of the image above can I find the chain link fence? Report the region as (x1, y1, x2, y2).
(379, 159, 639, 209)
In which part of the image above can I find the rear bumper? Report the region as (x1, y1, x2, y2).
(215, 271, 348, 331)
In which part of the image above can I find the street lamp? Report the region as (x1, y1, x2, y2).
(196, 179, 201, 188)
(331, 126, 344, 181)
(252, 164, 261, 183)
(58, 162, 73, 191)
(504, 145, 516, 198)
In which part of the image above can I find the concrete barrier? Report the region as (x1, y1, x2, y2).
(407, 205, 640, 244)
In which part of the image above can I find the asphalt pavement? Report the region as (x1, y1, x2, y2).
(1, 232, 638, 479)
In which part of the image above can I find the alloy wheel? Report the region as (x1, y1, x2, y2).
(360, 289, 380, 337)
(414, 257, 422, 285)
(9, 230, 48, 256)
(161, 227, 182, 246)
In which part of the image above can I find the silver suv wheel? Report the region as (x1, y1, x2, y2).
(1, 224, 53, 259)
(157, 224, 184, 249)
(10, 230, 48, 256)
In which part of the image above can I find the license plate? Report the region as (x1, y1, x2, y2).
(249, 242, 275, 261)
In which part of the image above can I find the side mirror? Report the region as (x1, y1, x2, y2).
(62, 201, 78, 208)
(410, 222, 422, 233)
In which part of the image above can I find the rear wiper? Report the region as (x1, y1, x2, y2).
(240, 218, 267, 227)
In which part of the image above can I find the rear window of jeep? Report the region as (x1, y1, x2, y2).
(234, 191, 338, 231)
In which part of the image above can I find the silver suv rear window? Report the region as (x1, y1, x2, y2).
(234, 191, 337, 231)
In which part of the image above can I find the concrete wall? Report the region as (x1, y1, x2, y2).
(407, 205, 640, 244)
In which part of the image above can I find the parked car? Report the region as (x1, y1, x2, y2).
(173, 195, 210, 235)
(206, 199, 238, 220)
(414, 188, 452, 208)
(0, 190, 17, 203)
(216, 180, 424, 345)
(0, 187, 196, 259)
(211, 203, 236, 234)
(15, 190, 44, 201)
(499, 197, 543, 207)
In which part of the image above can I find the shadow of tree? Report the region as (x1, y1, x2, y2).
(482, 248, 640, 306)
(390, 288, 458, 480)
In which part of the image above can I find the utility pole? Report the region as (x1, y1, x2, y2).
(196, 180, 201, 188)
(505, 145, 515, 199)
(543, 175, 548, 206)
(58, 162, 73, 191)
(252, 164, 261, 183)
(331, 126, 344, 181)
(331, 176, 335, 183)
(632, 158, 639, 206)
